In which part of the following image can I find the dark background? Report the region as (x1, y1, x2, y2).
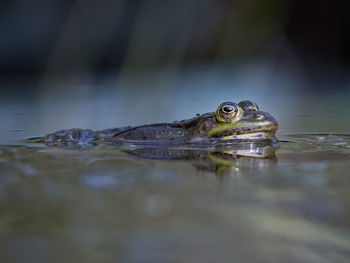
(1, 0, 349, 91)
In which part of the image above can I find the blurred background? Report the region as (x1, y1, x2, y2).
(1, 0, 350, 143)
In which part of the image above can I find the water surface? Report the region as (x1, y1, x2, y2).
(1, 133, 350, 263)
(1, 72, 350, 262)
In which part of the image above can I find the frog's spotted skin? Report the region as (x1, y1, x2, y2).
(33, 100, 278, 145)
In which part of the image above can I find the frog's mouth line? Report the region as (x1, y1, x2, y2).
(211, 125, 278, 139)
(220, 132, 275, 140)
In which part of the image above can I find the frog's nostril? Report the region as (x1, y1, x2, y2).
(253, 114, 264, 120)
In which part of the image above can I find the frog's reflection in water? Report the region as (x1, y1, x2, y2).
(123, 141, 277, 176)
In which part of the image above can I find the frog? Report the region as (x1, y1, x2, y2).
(32, 100, 278, 145)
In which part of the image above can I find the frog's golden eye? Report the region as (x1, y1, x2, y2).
(238, 100, 259, 111)
(220, 105, 237, 119)
(215, 102, 242, 122)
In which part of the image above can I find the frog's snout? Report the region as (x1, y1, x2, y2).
(265, 114, 278, 133)
(250, 111, 279, 133)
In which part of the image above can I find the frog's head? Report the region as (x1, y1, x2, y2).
(197, 100, 278, 141)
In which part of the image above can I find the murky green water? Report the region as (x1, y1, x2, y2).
(1, 134, 350, 262)
(1, 72, 350, 262)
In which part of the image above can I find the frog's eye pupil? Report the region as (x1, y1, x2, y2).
(223, 106, 234, 113)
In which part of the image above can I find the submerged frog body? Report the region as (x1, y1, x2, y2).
(35, 100, 278, 145)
